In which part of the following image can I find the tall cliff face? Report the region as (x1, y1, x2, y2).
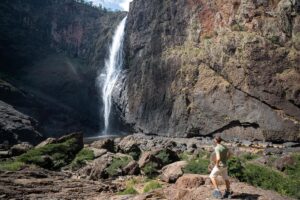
(115, 0, 300, 142)
(0, 0, 125, 138)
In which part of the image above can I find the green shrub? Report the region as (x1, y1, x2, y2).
(106, 156, 132, 177)
(142, 162, 159, 178)
(118, 186, 138, 195)
(156, 150, 173, 166)
(143, 180, 162, 193)
(228, 157, 245, 180)
(70, 148, 94, 170)
(0, 161, 25, 171)
(16, 138, 81, 170)
(243, 163, 300, 199)
(179, 152, 192, 161)
(284, 153, 300, 179)
(183, 156, 209, 174)
(240, 153, 259, 161)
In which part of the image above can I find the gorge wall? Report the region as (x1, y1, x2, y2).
(114, 0, 300, 142)
(0, 0, 125, 143)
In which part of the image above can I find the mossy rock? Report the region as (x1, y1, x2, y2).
(105, 156, 132, 177)
(16, 133, 83, 170)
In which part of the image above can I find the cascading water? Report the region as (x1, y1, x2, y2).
(97, 16, 127, 135)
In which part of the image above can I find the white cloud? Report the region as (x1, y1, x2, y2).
(90, 0, 132, 11)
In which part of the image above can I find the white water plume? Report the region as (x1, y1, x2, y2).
(97, 16, 127, 135)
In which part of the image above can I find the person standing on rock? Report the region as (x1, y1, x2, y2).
(209, 136, 232, 199)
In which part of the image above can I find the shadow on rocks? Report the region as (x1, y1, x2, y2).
(232, 193, 260, 200)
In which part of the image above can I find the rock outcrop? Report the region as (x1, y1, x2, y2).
(113, 0, 300, 142)
(0, 100, 42, 145)
(0, 168, 119, 200)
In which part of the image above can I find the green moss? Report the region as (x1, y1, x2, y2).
(70, 148, 94, 170)
(118, 186, 138, 195)
(106, 156, 132, 177)
(268, 36, 280, 45)
(228, 157, 245, 180)
(16, 138, 81, 170)
(143, 180, 162, 193)
(142, 162, 159, 178)
(0, 161, 25, 171)
(239, 153, 259, 161)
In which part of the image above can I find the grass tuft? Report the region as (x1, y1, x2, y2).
(0, 161, 25, 171)
(118, 186, 138, 195)
(143, 180, 162, 193)
(183, 153, 210, 174)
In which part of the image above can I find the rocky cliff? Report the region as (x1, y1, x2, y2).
(115, 0, 300, 142)
(0, 0, 126, 139)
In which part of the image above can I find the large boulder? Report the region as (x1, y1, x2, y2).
(118, 137, 141, 160)
(0, 100, 42, 146)
(160, 161, 188, 183)
(9, 142, 33, 156)
(138, 151, 162, 169)
(274, 154, 296, 171)
(175, 174, 206, 190)
(78, 152, 114, 180)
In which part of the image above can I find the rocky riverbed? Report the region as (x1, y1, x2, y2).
(0, 133, 299, 200)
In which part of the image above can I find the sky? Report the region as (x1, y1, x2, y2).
(90, 0, 133, 11)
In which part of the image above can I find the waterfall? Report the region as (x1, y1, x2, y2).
(97, 16, 127, 135)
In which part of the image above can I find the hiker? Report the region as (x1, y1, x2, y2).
(209, 136, 232, 199)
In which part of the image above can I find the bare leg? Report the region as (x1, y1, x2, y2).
(225, 179, 230, 191)
(210, 177, 218, 190)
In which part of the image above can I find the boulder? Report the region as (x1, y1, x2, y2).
(274, 154, 295, 171)
(175, 174, 205, 190)
(78, 152, 114, 180)
(138, 151, 162, 169)
(10, 142, 33, 156)
(35, 138, 56, 148)
(160, 161, 187, 183)
(118, 139, 141, 160)
(90, 139, 115, 152)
